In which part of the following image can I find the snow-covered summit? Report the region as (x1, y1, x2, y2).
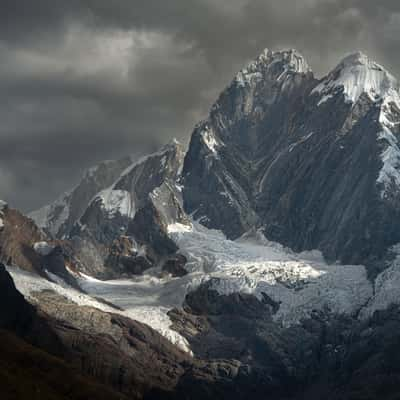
(235, 48, 312, 87)
(313, 51, 400, 106)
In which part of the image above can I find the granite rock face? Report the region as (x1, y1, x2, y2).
(0, 206, 79, 287)
(57, 141, 186, 277)
(0, 262, 185, 399)
(0, 206, 45, 275)
(182, 50, 400, 274)
(168, 284, 400, 400)
(0, 262, 36, 333)
(30, 156, 133, 238)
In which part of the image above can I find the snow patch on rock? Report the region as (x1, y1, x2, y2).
(30, 195, 70, 236)
(33, 241, 54, 256)
(97, 189, 135, 218)
(236, 48, 311, 87)
(200, 125, 219, 154)
(360, 244, 400, 318)
(377, 126, 400, 196)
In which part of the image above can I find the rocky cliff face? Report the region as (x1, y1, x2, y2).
(0, 202, 81, 287)
(33, 141, 187, 277)
(30, 49, 400, 275)
(0, 262, 185, 399)
(0, 202, 45, 275)
(182, 50, 400, 274)
(168, 285, 400, 400)
(30, 156, 133, 238)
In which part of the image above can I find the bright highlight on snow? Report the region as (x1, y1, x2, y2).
(312, 51, 400, 106)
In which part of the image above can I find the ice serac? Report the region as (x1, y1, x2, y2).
(182, 49, 400, 275)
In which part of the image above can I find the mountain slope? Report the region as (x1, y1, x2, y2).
(10, 47, 400, 400)
(182, 49, 400, 274)
(30, 156, 133, 238)
(31, 141, 186, 278)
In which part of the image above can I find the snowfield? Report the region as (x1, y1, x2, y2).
(79, 223, 374, 342)
(7, 266, 192, 353)
(11, 221, 400, 352)
(168, 223, 373, 326)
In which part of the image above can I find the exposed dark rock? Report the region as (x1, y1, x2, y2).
(104, 235, 151, 275)
(162, 254, 188, 277)
(30, 156, 133, 238)
(0, 207, 80, 286)
(41, 244, 81, 289)
(0, 207, 46, 276)
(28, 289, 190, 398)
(0, 262, 36, 333)
(0, 330, 129, 400)
(182, 49, 400, 276)
(169, 285, 400, 400)
(127, 199, 178, 258)
(67, 141, 187, 278)
(0, 260, 186, 398)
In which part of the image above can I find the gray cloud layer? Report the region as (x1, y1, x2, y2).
(1, 0, 400, 211)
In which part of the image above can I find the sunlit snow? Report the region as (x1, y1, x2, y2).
(33, 241, 54, 256)
(80, 223, 372, 344)
(168, 223, 372, 326)
(97, 189, 135, 218)
(312, 52, 400, 198)
(312, 52, 400, 106)
(8, 266, 192, 353)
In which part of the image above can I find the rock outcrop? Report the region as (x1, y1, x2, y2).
(65, 141, 187, 278)
(30, 156, 133, 238)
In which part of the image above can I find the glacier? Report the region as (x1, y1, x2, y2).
(15, 221, 375, 351)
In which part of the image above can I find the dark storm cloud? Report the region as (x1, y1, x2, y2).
(1, 0, 400, 211)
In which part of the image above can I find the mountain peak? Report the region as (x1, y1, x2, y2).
(235, 48, 312, 87)
(163, 137, 182, 150)
(313, 51, 400, 106)
(338, 51, 370, 67)
(257, 48, 311, 72)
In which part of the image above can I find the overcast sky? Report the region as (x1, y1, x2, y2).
(2, 0, 400, 211)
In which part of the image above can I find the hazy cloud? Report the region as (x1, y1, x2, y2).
(1, 0, 400, 210)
